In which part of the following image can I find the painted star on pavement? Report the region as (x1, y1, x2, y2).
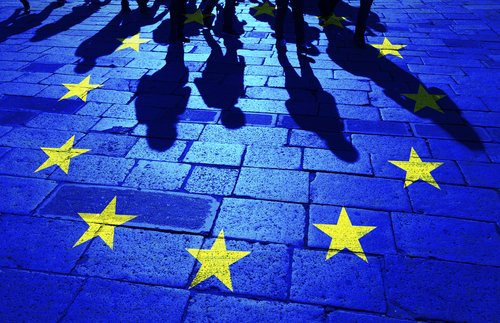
(187, 230, 250, 291)
(73, 197, 136, 249)
(313, 207, 376, 262)
(251, 2, 275, 17)
(185, 9, 212, 25)
(59, 75, 103, 102)
(402, 84, 446, 113)
(389, 147, 443, 189)
(116, 33, 151, 52)
(35, 135, 89, 174)
(371, 37, 406, 58)
(319, 14, 347, 28)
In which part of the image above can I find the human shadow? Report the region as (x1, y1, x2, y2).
(133, 43, 190, 151)
(194, 29, 246, 129)
(278, 50, 358, 161)
(325, 2, 484, 150)
(249, 0, 320, 48)
(74, 0, 167, 73)
(0, 2, 60, 43)
(30, 0, 111, 42)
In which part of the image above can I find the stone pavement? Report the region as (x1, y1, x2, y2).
(0, 0, 499, 321)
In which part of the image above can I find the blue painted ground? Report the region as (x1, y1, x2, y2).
(0, 0, 499, 321)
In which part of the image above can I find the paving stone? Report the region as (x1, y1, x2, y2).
(49, 154, 134, 185)
(184, 141, 245, 166)
(215, 198, 306, 245)
(392, 212, 500, 266)
(123, 160, 190, 191)
(0, 147, 55, 178)
(74, 229, 203, 287)
(345, 120, 411, 136)
(133, 122, 204, 140)
(304, 148, 372, 175)
(0, 109, 37, 126)
(243, 145, 301, 170)
(190, 239, 290, 300)
(200, 125, 288, 146)
(308, 205, 395, 255)
(291, 249, 385, 312)
(311, 173, 411, 212)
(409, 182, 499, 222)
(385, 256, 500, 322)
(0, 269, 84, 322)
(64, 278, 190, 322)
(37, 184, 219, 233)
(0, 127, 84, 149)
(0, 176, 57, 214)
(77, 132, 138, 157)
(428, 138, 490, 162)
(0, 215, 85, 272)
(185, 293, 325, 323)
(125, 138, 187, 161)
(26, 112, 99, 132)
(185, 166, 239, 195)
(370, 152, 466, 185)
(351, 134, 431, 158)
(327, 311, 409, 322)
(235, 168, 309, 203)
(457, 161, 500, 188)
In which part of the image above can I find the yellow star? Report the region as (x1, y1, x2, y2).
(319, 14, 347, 28)
(116, 33, 151, 52)
(313, 207, 376, 262)
(185, 9, 212, 25)
(402, 85, 446, 113)
(371, 37, 406, 58)
(389, 147, 443, 189)
(73, 197, 136, 249)
(59, 75, 103, 102)
(187, 230, 250, 291)
(251, 2, 275, 17)
(35, 135, 89, 174)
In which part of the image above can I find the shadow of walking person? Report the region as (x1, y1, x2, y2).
(0, 2, 60, 43)
(324, 3, 484, 151)
(278, 50, 358, 162)
(133, 43, 191, 151)
(194, 29, 246, 129)
(74, 0, 167, 73)
(30, 0, 111, 42)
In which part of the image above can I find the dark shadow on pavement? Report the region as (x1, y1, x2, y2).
(278, 50, 358, 162)
(325, 1, 484, 150)
(30, 0, 111, 42)
(194, 29, 246, 129)
(133, 42, 191, 151)
(74, 0, 167, 73)
(0, 2, 60, 43)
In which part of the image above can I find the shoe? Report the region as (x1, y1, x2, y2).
(56, 0, 65, 6)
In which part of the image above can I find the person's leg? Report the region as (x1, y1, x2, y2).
(121, 0, 131, 12)
(275, 0, 288, 42)
(222, 0, 236, 32)
(171, 0, 189, 42)
(353, 0, 373, 46)
(202, 0, 218, 14)
(20, 0, 30, 13)
(291, 0, 305, 44)
(137, 0, 148, 13)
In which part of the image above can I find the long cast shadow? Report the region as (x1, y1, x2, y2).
(0, 2, 60, 43)
(278, 50, 358, 161)
(133, 43, 191, 151)
(30, 0, 111, 42)
(74, 0, 167, 73)
(326, 1, 483, 150)
(194, 29, 246, 129)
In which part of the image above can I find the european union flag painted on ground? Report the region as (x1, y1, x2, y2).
(0, 0, 499, 321)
